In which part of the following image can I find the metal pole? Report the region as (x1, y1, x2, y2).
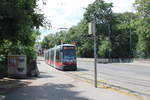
(108, 23, 111, 62)
(130, 26, 131, 58)
(94, 32, 97, 88)
(93, 21, 97, 88)
(88, 21, 97, 88)
(129, 18, 132, 58)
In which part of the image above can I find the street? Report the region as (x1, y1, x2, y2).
(3, 58, 139, 100)
(75, 61, 150, 99)
(1, 0, 150, 100)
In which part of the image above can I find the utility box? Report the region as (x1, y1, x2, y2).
(8, 55, 27, 78)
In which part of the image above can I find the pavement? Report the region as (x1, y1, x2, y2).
(1, 57, 143, 100)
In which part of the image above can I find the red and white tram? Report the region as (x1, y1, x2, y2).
(44, 44, 77, 71)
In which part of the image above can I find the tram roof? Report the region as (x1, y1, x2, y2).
(49, 44, 75, 50)
(55, 44, 75, 48)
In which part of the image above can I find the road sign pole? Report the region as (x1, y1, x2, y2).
(89, 22, 97, 88)
(94, 30, 97, 88)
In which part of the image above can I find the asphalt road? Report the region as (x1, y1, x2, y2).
(76, 61, 150, 99)
(3, 59, 139, 100)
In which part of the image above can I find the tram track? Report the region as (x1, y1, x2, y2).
(38, 59, 150, 100)
(67, 70, 150, 88)
(64, 70, 150, 100)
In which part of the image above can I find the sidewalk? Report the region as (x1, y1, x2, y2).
(0, 77, 33, 100)
(3, 59, 141, 100)
(38, 60, 141, 100)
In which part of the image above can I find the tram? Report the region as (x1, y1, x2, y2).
(44, 44, 77, 71)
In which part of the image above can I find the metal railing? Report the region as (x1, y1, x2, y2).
(77, 58, 150, 63)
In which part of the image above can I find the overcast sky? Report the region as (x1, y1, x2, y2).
(38, 0, 135, 40)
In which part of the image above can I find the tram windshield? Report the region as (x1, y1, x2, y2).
(63, 49, 76, 60)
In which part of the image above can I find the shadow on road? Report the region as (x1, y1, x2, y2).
(4, 83, 90, 100)
(77, 68, 89, 72)
(0, 78, 32, 95)
(38, 74, 53, 78)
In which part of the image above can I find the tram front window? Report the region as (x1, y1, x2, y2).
(63, 49, 76, 61)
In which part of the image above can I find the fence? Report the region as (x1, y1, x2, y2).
(77, 58, 150, 63)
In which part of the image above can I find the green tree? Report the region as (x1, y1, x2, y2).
(84, 0, 114, 58)
(98, 39, 109, 57)
(0, 0, 44, 43)
(0, 0, 46, 75)
(134, 0, 150, 17)
(110, 12, 138, 58)
(134, 18, 150, 58)
(41, 0, 150, 59)
(134, 0, 150, 58)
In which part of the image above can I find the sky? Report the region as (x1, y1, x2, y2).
(38, 0, 135, 41)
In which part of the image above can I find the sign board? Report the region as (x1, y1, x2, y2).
(8, 55, 27, 77)
(63, 46, 74, 50)
(88, 22, 96, 35)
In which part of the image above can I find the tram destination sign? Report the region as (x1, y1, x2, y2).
(63, 46, 74, 50)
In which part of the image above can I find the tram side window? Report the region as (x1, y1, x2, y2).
(50, 50, 52, 61)
(49, 51, 51, 61)
(56, 49, 60, 61)
(51, 50, 54, 61)
(48, 52, 49, 60)
(46, 52, 48, 60)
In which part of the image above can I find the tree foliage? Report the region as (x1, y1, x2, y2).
(0, 0, 46, 74)
(134, 0, 150, 58)
(42, 0, 150, 58)
(134, 0, 150, 17)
